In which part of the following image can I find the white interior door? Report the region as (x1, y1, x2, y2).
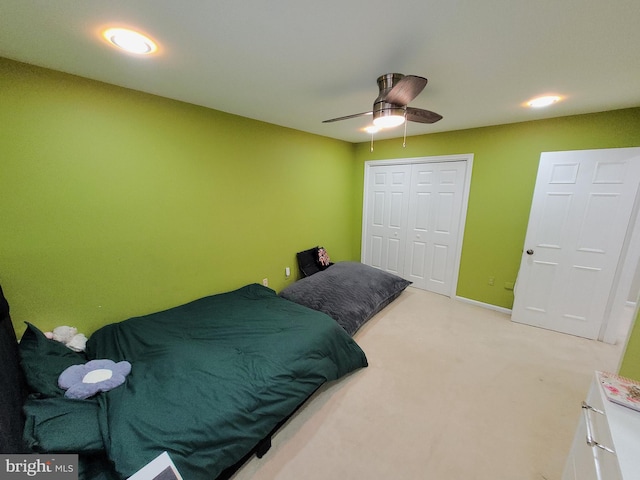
(405, 161, 467, 295)
(512, 148, 640, 340)
(362, 164, 411, 276)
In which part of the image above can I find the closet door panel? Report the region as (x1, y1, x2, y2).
(405, 162, 467, 295)
(363, 164, 411, 276)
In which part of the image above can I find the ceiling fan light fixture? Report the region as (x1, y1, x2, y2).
(103, 28, 158, 55)
(372, 106, 406, 128)
(373, 114, 405, 128)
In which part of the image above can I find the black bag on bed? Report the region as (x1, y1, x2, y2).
(296, 246, 332, 277)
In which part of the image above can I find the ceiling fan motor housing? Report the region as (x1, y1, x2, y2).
(376, 73, 406, 97)
(373, 73, 406, 118)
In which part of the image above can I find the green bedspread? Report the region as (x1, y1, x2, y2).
(85, 283, 367, 479)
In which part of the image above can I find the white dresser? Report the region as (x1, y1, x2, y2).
(563, 373, 640, 480)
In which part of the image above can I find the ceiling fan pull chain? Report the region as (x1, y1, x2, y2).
(402, 113, 408, 147)
(370, 132, 375, 152)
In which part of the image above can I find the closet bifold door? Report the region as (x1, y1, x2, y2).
(362, 159, 468, 297)
(362, 163, 412, 277)
(403, 161, 466, 295)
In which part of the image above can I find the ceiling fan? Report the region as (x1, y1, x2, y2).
(323, 73, 443, 128)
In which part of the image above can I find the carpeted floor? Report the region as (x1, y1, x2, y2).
(231, 287, 623, 480)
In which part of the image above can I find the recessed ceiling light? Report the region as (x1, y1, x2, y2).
(103, 28, 158, 55)
(526, 95, 562, 108)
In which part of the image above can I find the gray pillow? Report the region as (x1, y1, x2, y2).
(280, 262, 410, 335)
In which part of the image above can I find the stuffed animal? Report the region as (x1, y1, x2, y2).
(317, 247, 331, 267)
(44, 326, 88, 352)
(59, 359, 132, 399)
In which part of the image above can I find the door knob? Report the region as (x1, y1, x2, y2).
(526, 249, 534, 255)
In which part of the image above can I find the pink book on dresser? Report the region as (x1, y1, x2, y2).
(597, 371, 640, 413)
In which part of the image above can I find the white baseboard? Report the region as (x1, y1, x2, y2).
(455, 295, 513, 315)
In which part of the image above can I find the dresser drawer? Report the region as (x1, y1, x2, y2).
(584, 380, 617, 458)
(563, 378, 622, 480)
(563, 372, 640, 480)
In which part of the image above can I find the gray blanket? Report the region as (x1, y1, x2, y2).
(279, 262, 411, 335)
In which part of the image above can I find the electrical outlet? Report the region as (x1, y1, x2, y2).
(262, 278, 268, 287)
(488, 276, 495, 286)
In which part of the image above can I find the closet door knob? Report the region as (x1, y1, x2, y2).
(526, 249, 534, 255)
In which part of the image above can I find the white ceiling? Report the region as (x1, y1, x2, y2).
(1, 1, 639, 143)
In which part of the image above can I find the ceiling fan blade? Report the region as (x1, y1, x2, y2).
(322, 111, 372, 123)
(383, 75, 428, 105)
(406, 107, 443, 124)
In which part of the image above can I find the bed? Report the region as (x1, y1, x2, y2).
(279, 261, 411, 335)
(0, 283, 368, 479)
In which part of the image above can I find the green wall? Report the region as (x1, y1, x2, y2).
(0, 57, 358, 336)
(2, 56, 640, 378)
(620, 307, 640, 381)
(354, 109, 640, 308)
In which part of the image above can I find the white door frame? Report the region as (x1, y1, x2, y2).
(604, 186, 640, 343)
(362, 153, 474, 298)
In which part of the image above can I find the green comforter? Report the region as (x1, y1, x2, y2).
(85, 283, 367, 479)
